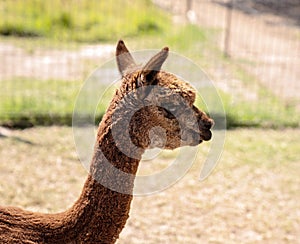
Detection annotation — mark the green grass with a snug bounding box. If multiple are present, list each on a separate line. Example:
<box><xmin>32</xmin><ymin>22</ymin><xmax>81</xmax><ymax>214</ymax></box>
<box><xmin>0</xmin><ymin>0</ymin><xmax>170</xmax><ymax>42</ymax></box>
<box><xmin>0</xmin><ymin>77</ymin><xmax>117</xmax><ymax>127</ymax></box>
<box><xmin>219</xmin><ymin>58</ymin><xmax>300</xmax><ymax>128</ymax></box>
<box><xmin>2</xmin><ymin>76</ymin><xmax>298</xmax><ymax>129</ymax></box>
<box><xmin>126</xmin><ymin>24</ymin><xmax>216</xmax><ymax>58</ymax></box>
<box><xmin>0</xmin><ymin>1</ymin><xmax>299</xmax><ymax>128</ymax></box>
<box><xmin>219</xmin><ymin>90</ymin><xmax>299</xmax><ymax>128</ymax></box>
<box><xmin>193</xmin><ymin>87</ymin><xmax>299</xmax><ymax>129</ymax></box>
<box><xmin>1</xmin><ymin>78</ymin><xmax>80</xmax><ymax>114</ymax></box>
<box><xmin>1</xmin><ymin>23</ymin><xmax>299</xmax><ymax>128</ymax></box>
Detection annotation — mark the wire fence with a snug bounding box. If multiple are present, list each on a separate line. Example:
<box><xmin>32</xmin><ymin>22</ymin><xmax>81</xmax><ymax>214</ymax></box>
<box><xmin>0</xmin><ymin>0</ymin><xmax>299</xmax><ymax>127</ymax></box>
<box><xmin>155</xmin><ymin>0</ymin><xmax>300</xmax><ymax>102</ymax></box>
<box><xmin>153</xmin><ymin>0</ymin><xmax>300</xmax><ymax>128</ymax></box>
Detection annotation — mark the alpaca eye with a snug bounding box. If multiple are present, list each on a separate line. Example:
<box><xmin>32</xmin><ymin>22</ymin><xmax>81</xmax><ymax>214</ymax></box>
<box><xmin>136</xmin><ymin>73</ymin><xmax>146</xmax><ymax>87</ymax></box>
<box><xmin>168</xmin><ymin>106</ymin><xmax>177</xmax><ymax>112</ymax></box>
<box><xmin>162</xmin><ymin>108</ymin><xmax>176</xmax><ymax>119</ymax></box>
<box><xmin>136</xmin><ymin>76</ymin><xmax>143</xmax><ymax>88</ymax></box>
<box><xmin>161</xmin><ymin>103</ymin><xmax>177</xmax><ymax>112</ymax></box>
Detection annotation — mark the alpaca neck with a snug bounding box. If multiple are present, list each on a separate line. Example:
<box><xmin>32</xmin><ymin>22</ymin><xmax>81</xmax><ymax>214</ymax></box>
<box><xmin>65</xmin><ymin>121</ymin><xmax>144</xmax><ymax>243</ymax></box>
<box><xmin>0</xmin><ymin>118</ymin><xmax>144</xmax><ymax>244</ymax></box>
<box><xmin>64</xmin><ymin>97</ymin><xmax>147</xmax><ymax>242</ymax></box>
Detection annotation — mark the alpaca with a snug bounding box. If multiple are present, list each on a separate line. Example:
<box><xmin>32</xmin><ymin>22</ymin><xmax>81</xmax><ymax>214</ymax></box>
<box><xmin>0</xmin><ymin>40</ymin><xmax>213</xmax><ymax>243</ymax></box>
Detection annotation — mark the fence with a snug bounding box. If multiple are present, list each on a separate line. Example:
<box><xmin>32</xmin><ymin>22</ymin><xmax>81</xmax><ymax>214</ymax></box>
<box><xmin>153</xmin><ymin>0</ymin><xmax>300</xmax><ymax>127</ymax></box>
<box><xmin>0</xmin><ymin>0</ymin><xmax>299</xmax><ymax>128</ymax></box>
<box><xmin>154</xmin><ymin>0</ymin><xmax>300</xmax><ymax>102</ymax></box>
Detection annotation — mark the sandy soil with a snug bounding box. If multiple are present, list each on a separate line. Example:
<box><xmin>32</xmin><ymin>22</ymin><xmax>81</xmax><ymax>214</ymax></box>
<box><xmin>0</xmin><ymin>41</ymin><xmax>114</xmax><ymax>81</ymax></box>
<box><xmin>0</xmin><ymin>127</ymin><xmax>299</xmax><ymax>243</ymax></box>
<box><xmin>0</xmin><ymin>2</ymin><xmax>299</xmax><ymax>243</ymax></box>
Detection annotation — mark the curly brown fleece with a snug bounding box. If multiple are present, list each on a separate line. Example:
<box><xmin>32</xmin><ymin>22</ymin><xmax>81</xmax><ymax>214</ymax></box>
<box><xmin>0</xmin><ymin>40</ymin><xmax>213</xmax><ymax>243</ymax></box>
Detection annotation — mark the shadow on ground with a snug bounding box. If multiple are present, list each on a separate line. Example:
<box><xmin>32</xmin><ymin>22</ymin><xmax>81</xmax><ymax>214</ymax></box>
<box><xmin>214</xmin><ymin>0</ymin><xmax>300</xmax><ymax>26</ymax></box>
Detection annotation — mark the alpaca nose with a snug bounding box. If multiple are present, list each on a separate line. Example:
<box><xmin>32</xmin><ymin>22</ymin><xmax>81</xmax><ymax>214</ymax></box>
<box><xmin>192</xmin><ymin>105</ymin><xmax>214</xmax><ymax>130</ymax></box>
<box><xmin>204</xmin><ymin>118</ymin><xmax>214</xmax><ymax>130</ymax></box>
<box><xmin>198</xmin><ymin>114</ymin><xmax>214</xmax><ymax>130</ymax></box>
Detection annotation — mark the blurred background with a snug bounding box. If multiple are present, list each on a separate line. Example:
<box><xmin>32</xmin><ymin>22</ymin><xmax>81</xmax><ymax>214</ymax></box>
<box><xmin>0</xmin><ymin>0</ymin><xmax>299</xmax><ymax>243</ymax></box>
<box><xmin>0</xmin><ymin>0</ymin><xmax>299</xmax><ymax>128</ymax></box>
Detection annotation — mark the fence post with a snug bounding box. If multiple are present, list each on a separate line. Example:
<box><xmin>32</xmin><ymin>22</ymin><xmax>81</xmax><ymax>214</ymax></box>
<box><xmin>224</xmin><ymin>0</ymin><xmax>233</xmax><ymax>57</ymax></box>
<box><xmin>186</xmin><ymin>0</ymin><xmax>192</xmax><ymax>17</ymax></box>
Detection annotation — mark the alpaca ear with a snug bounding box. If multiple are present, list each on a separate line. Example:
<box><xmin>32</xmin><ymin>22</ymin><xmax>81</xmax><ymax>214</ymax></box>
<box><xmin>139</xmin><ymin>47</ymin><xmax>169</xmax><ymax>86</ymax></box>
<box><xmin>116</xmin><ymin>40</ymin><xmax>137</xmax><ymax>76</ymax></box>
<box><xmin>136</xmin><ymin>47</ymin><xmax>168</xmax><ymax>100</ymax></box>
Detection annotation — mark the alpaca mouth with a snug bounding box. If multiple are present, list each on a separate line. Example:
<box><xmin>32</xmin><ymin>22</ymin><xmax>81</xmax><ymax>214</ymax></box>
<box><xmin>200</xmin><ymin>129</ymin><xmax>212</xmax><ymax>141</ymax></box>
<box><xmin>182</xmin><ymin>128</ymin><xmax>212</xmax><ymax>146</ymax></box>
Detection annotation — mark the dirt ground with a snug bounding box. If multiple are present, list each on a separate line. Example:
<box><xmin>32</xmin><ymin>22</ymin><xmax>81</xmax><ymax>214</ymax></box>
<box><xmin>0</xmin><ymin>41</ymin><xmax>115</xmax><ymax>81</ymax></box>
<box><xmin>0</xmin><ymin>127</ymin><xmax>299</xmax><ymax>243</ymax></box>
<box><xmin>0</xmin><ymin>2</ymin><xmax>299</xmax><ymax>243</ymax></box>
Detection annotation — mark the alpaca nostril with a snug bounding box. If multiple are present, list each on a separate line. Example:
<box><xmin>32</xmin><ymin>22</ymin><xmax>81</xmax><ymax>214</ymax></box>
<box><xmin>201</xmin><ymin>119</ymin><xmax>213</xmax><ymax>130</ymax></box>
<box><xmin>205</xmin><ymin>119</ymin><xmax>214</xmax><ymax>130</ymax></box>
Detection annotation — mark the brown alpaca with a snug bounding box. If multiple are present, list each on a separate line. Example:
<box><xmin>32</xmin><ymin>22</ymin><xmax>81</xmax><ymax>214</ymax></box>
<box><xmin>0</xmin><ymin>40</ymin><xmax>213</xmax><ymax>243</ymax></box>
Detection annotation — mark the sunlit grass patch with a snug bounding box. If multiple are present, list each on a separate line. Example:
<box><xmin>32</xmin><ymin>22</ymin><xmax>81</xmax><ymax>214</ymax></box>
<box><xmin>0</xmin><ymin>77</ymin><xmax>116</xmax><ymax>126</ymax></box>
<box><xmin>0</xmin><ymin>0</ymin><xmax>170</xmax><ymax>42</ymax></box>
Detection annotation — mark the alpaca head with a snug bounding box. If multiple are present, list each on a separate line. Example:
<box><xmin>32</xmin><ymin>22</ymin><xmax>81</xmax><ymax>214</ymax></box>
<box><xmin>111</xmin><ymin>40</ymin><xmax>213</xmax><ymax>151</ymax></box>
